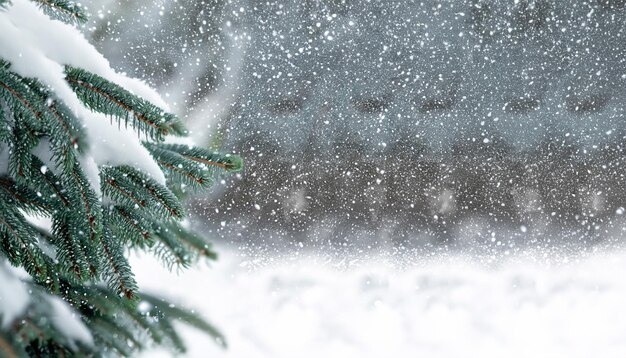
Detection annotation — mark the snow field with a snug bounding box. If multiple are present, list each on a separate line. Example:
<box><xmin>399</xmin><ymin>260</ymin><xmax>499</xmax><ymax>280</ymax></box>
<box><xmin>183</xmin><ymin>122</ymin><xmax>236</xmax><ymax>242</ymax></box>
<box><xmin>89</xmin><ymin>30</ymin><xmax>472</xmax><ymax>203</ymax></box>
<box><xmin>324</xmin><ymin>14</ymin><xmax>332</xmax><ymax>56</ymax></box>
<box><xmin>134</xmin><ymin>246</ymin><xmax>626</xmax><ymax>358</ymax></box>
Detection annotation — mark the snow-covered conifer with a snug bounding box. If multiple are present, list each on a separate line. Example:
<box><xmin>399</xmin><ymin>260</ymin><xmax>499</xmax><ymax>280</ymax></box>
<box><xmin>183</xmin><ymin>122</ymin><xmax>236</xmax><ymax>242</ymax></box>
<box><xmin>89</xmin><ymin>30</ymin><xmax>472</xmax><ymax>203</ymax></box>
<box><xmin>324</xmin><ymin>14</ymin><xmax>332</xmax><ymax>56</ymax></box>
<box><xmin>0</xmin><ymin>0</ymin><xmax>241</xmax><ymax>355</ymax></box>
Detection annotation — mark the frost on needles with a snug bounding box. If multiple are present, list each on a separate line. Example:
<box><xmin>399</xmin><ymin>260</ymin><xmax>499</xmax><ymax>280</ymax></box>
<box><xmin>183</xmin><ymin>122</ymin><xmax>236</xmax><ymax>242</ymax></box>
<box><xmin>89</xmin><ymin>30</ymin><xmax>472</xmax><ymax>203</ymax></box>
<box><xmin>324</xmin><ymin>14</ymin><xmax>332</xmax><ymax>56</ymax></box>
<box><xmin>0</xmin><ymin>0</ymin><xmax>242</xmax><ymax>356</ymax></box>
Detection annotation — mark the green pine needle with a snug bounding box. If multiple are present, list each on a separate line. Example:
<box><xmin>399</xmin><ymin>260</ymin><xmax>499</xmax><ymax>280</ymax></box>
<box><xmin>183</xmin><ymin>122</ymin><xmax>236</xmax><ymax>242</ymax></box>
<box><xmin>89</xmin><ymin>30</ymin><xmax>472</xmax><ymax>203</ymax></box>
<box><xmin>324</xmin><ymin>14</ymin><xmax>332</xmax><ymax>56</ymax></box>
<box><xmin>51</xmin><ymin>215</ymin><xmax>92</xmax><ymax>281</ymax></box>
<box><xmin>106</xmin><ymin>206</ymin><xmax>153</xmax><ymax>247</ymax></box>
<box><xmin>0</xmin><ymin>67</ymin><xmax>47</xmax><ymax>132</ymax></box>
<box><xmin>0</xmin><ymin>202</ymin><xmax>51</xmax><ymax>283</ymax></box>
<box><xmin>100</xmin><ymin>226</ymin><xmax>139</xmax><ymax>300</ymax></box>
<box><xmin>101</xmin><ymin>165</ymin><xmax>185</xmax><ymax>220</ymax></box>
<box><xmin>141</xmin><ymin>293</ymin><xmax>227</xmax><ymax>349</ymax></box>
<box><xmin>31</xmin><ymin>0</ymin><xmax>88</xmax><ymax>25</ymax></box>
<box><xmin>144</xmin><ymin>142</ymin><xmax>243</xmax><ymax>190</ymax></box>
<box><xmin>0</xmin><ymin>176</ymin><xmax>54</xmax><ymax>215</ymax></box>
<box><xmin>65</xmin><ymin>66</ymin><xmax>176</xmax><ymax>141</ymax></box>
<box><xmin>165</xmin><ymin>221</ymin><xmax>218</xmax><ymax>260</ymax></box>
<box><xmin>151</xmin><ymin>223</ymin><xmax>193</xmax><ymax>270</ymax></box>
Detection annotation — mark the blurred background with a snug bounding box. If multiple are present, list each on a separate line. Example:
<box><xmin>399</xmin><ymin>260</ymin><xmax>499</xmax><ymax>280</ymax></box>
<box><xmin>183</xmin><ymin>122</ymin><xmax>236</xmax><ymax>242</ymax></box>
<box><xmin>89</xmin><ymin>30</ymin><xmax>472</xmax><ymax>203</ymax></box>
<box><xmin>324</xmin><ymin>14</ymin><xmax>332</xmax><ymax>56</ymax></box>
<box><xmin>83</xmin><ymin>1</ymin><xmax>626</xmax><ymax>356</ymax></box>
<box><xmin>86</xmin><ymin>0</ymin><xmax>626</xmax><ymax>252</ymax></box>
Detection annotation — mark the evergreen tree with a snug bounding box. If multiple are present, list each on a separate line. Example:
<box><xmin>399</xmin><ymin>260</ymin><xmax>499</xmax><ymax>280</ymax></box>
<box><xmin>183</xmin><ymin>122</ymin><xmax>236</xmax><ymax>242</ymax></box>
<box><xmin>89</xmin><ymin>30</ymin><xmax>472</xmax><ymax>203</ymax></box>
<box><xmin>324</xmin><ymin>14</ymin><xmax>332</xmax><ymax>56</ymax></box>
<box><xmin>0</xmin><ymin>0</ymin><xmax>241</xmax><ymax>356</ymax></box>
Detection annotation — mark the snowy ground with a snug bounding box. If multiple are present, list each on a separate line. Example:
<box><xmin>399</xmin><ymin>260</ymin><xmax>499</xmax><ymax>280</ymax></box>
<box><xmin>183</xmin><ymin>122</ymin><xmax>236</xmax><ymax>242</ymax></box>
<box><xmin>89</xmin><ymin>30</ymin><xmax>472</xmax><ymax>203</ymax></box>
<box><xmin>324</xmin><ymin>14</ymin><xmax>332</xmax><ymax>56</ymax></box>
<box><xmin>133</xmin><ymin>245</ymin><xmax>626</xmax><ymax>358</ymax></box>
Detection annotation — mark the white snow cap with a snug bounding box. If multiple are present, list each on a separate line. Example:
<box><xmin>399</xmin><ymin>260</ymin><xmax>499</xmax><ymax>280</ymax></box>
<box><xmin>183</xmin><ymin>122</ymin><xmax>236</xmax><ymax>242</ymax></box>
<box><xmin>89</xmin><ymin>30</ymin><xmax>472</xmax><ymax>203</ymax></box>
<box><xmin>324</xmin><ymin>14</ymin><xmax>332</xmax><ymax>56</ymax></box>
<box><xmin>0</xmin><ymin>0</ymin><xmax>169</xmax><ymax>186</ymax></box>
<box><xmin>49</xmin><ymin>296</ymin><xmax>94</xmax><ymax>348</ymax></box>
<box><xmin>0</xmin><ymin>262</ymin><xmax>29</xmax><ymax>328</ymax></box>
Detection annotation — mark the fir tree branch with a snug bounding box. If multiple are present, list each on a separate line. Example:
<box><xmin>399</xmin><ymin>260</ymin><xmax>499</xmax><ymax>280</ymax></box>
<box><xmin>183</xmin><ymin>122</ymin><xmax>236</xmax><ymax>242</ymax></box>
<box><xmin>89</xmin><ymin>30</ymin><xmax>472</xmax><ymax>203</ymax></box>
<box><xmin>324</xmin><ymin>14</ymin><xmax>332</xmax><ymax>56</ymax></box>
<box><xmin>141</xmin><ymin>293</ymin><xmax>227</xmax><ymax>349</ymax></box>
<box><xmin>90</xmin><ymin>320</ymin><xmax>136</xmax><ymax>356</ymax></box>
<box><xmin>144</xmin><ymin>142</ymin><xmax>242</xmax><ymax>190</ymax></box>
<box><xmin>0</xmin><ymin>106</ymin><xmax>9</xmax><ymax>141</ymax></box>
<box><xmin>0</xmin><ymin>7</ymin><xmax>240</xmax><ymax>353</ymax></box>
<box><xmin>21</xmin><ymin>78</ymin><xmax>86</xmax><ymax>174</ymax></box>
<box><xmin>0</xmin><ymin>65</ymin><xmax>84</xmax><ymax>176</ymax></box>
<box><xmin>151</xmin><ymin>225</ymin><xmax>193</xmax><ymax>269</ymax></box>
<box><xmin>29</xmin><ymin>227</ymin><xmax>61</xmax><ymax>293</ymax></box>
<box><xmin>99</xmin><ymin>227</ymin><xmax>138</xmax><ymax>300</ymax></box>
<box><xmin>106</xmin><ymin>178</ymin><xmax>147</xmax><ymax>208</ymax></box>
<box><xmin>157</xmin><ymin>159</ymin><xmax>208</xmax><ymax>186</ymax></box>
<box><xmin>154</xmin><ymin>318</ymin><xmax>186</xmax><ymax>353</ymax></box>
<box><xmin>65</xmin><ymin>66</ymin><xmax>176</xmax><ymax>140</ymax></box>
<box><xmin>0</xmin><ymin>67</ymin><xmax>46</xmax><ymax>131</ymax></box>
<box><xmin>14</xmin><ymin>318</ymin><xmax>47</xmax><ymax>348</ymax></box>
<box><xmin>165</xmin><ymin>221</ymin><xmax>218</xmax><ymax>260</ymax></box>
<box><xmin>31</xmin><ymin>0</ymin><xmax>88</xmax><ymax>25</ymax></box>
<box><xmin>54</xmin><ymin>164</ymin><xmax>103</xmax><ymax>280</ymax></box>
<box><xmin>0</xmin><ymin>176</ymin><xmax>53</xmax><ymax>215</ymax></box>
<box><xmin>0</xmin><ymin>202</ymin><xmax>52</xmax><ymax>282</ymax></box>
<box><xmin>47</xmin><ymin>101</ymin><xmax>81</xmax><ymax>148</ymax></box>
<box><xmin>92</xmin><ymin>315</ymin><xmax>144</xmax><ymax>353</ymax></box>
<box><xmin>0</xmin><ymin>65</ymin><xmax>85</xmax><ymax>179</ymax></box>
<box><xmin>146</xmin><ymin>142</ymin><xmax>243</xmax><ymax>171</ymax></box>
<box><xmin>164</xmin><ymin>117</ymin><xmax>189</xmax><ymax>137</ymax></box>
<box><xmin>11</xmin><ymin>287</ymin><xmax>97</xmax><ymax>355</ymax></box>
<box><xmin>52</xmin><ymin>219</ymin><xmax>89</xmax><ymax>281</ymax></box>
<box><xmin>0</xmin><ymin>334</ymin><xmax>19</xmax><ymax>358</ymax></box>
<box><xmin>23</xmin><ymin>155</ymin><xmax>70</xmax><ymax>208</ymax></box>
<box><xmin>106</xmin><ymin>206</ymin><xmax>152</xmax><ymax>246</ymax></box>
<box><xmin>101</xmin><ymin>165</ymin><xmax>184</xmax><ymax>219</ymax></box>
<box><xmin>8</xmin><ymin>124</ymin><xmax>39</xmax><ymax>179</ymax></box>
<box><xmin>61</xmin><ymin>162</ymin><xmax>102</xmax><ymax>246</ymax></box>
<box><xmin>66</xmin><ymin>286</ymin><xmax>174</xmax><ymax>354</ymax></box>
